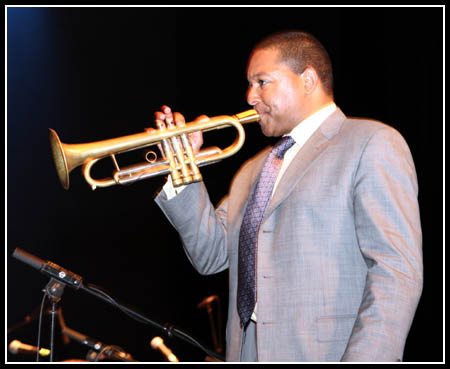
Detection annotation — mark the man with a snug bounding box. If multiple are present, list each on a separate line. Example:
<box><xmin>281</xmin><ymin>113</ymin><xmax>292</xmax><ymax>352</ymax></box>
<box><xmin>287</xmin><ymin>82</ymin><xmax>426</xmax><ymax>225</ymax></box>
<box><xmin>154</xmin><ymin>31</ymin><xmax>423</xmax><ymax>362</ymax></box>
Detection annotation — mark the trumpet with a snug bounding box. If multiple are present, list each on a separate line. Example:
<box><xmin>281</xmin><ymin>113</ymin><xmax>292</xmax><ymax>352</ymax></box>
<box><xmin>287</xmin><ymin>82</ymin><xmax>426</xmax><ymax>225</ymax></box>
<box><xmin>49</xmin><ymin>110</ymin><xmax>260</xmax><ymax>190</ymax></box>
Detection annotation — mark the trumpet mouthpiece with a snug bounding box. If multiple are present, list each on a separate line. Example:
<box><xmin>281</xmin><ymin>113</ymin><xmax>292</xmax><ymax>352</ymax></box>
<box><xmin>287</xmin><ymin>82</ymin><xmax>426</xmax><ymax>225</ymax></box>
<box><xmin>235</xmin><ymin>109</ymin><xmax>260</xmax><ymax>124</ymax></box>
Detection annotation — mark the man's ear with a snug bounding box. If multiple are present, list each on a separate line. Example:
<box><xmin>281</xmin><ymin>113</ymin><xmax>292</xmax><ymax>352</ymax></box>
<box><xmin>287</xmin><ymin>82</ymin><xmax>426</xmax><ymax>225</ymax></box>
<box><xmin>301</xmin><ymin>67</ymin><xmax>319</xmax><ymax>94</ymax></box>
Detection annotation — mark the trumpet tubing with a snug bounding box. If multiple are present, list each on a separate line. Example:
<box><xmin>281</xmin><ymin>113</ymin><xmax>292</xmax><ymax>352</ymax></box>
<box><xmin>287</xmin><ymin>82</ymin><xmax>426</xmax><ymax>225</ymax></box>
<box><xmin>49</xmin><ymin>109</ymin><xmax>260</xmax><ymax>190</ymax></box>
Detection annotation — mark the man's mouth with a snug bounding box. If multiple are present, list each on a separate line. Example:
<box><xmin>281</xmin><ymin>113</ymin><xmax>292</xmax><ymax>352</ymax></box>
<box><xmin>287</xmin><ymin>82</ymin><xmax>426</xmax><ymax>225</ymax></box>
<box><xmin>257</xmin><ymin>110</ymin><xmax>270</xmax><ymax>121</ymax></box>
<box><xmin>255</xmin><ymin>108</ymin><xmax>268</xmax><ymax>119</ymax></box>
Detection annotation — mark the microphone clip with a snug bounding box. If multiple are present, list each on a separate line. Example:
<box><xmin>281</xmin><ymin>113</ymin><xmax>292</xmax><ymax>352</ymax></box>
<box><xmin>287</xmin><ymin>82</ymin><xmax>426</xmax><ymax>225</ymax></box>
<box><xmin>44</xmin><ymin>278</ymin><xmax>66</xmax><ymax>302</ymax></box>
<box><xmin>42</xmin><ymin>262</ymin><xmax>83</xmax><ymax>289</ymax></box>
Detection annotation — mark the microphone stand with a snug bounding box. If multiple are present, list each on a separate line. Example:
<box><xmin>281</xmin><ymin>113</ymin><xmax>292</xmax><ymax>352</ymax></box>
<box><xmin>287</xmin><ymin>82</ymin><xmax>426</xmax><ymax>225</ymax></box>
<box><xmin>54</xmin><ymin>294</ymin><xmax>137</xmax><ymax>362</ymax></box>
<box><xmin>11</xmin><ymin>248</ymin><xmax>224</xmax><ymax>362</ymax></box>
<box><xmin>43</xmin><ymin>278</ymin><xmax>65</xmax><ymax>362</ymax></box>
<box><xmin>79</xmin><ymin>283</ymin><xmax>223</xmax><ymax>361</ymax></box>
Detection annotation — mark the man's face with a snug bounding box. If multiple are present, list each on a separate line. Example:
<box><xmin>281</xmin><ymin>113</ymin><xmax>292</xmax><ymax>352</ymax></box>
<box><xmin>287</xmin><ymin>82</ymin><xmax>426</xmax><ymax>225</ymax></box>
<box><xmin>247</xmin><ymin>48</ymin><xmax>306</xmax><ymax>137</ymax></box>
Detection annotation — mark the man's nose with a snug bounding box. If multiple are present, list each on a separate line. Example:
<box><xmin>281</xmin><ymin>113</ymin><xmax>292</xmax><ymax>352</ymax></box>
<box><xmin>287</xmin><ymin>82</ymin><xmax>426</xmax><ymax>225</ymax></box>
<box><xmin>246</xmin><ymin>86</ymin><xmax>260</xmax><ymax>107</ymax></box>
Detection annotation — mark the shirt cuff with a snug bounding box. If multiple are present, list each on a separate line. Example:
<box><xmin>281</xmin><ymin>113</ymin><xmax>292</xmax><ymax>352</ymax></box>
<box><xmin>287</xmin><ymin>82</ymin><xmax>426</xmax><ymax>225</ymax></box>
<box><xmin>163</xmin><ymin>175</ymin><xmax>187</xmax><ymax>199</ymax></box>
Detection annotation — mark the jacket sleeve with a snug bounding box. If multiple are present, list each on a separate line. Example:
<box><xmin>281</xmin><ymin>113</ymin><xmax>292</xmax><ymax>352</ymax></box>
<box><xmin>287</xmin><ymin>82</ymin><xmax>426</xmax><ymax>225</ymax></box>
<box><xmin>154</xmin><ymin>181</ymin><xmax>230</xmax><ymax>275</ymax></box>
<box><xmin>341</xmin><ymin>126</ymin><xmax>423</xmax><ymax>362</ymax></box>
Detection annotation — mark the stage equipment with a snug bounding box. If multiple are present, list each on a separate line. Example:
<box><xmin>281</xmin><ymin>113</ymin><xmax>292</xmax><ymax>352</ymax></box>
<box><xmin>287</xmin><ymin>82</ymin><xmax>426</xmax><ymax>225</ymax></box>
<box><xmin>11</xmin><ymin>248</ymin><xmax>224</xmax><ymax>362</ymax></box>
<box><xmin>49</xmin><ymin>109</ymin><xmax>260</xmax><ymax>190</ymax></box>
<box><xmin>8</xmin><ymin>340</ymin><xmax>50</xmax><ymax>357</ymax></box>
<box><xmin>58</xmin><ymin>310</ymin><xmax>137</xmax><ymax>362</ymax></box>
<box><xmin>198</xmin><ymin>295</ymin><xmax>223</xmax><ymax>355</ymax></box>
<box><xmin>150</xmin><ymin>336</ymin><xmax>179</xmax><ymax>362</ymax></box>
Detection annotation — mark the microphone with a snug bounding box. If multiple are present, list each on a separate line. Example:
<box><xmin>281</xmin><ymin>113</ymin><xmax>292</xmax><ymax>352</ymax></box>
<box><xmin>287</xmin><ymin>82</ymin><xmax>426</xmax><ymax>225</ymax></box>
<box><xmin>8</xmin><ymin>340</ymin><xmax>50</xmax><ymax>357</ymax></box>
<box><xmin>62</xmin><ymin>326</ymin><xmax>104</xmax><ymax>351</ymax></box>
<box><xmin>197</xmin><ymin>295</ymin><xmax>218</xmax><ymax>309</ymax></box>
<box><xmin>12</xmin><ymin>248</ymin><xmax>83</xmax><ymax>289</ymax></box>
<box><xmin>150</xmin><ymin>336</ymin><xmax>179</xmax><ymax>362</ymax></box>
<box><xmin>62</xmin><ymin>327</ymin><xmax>136</xmax><ymax>362</ymax></box>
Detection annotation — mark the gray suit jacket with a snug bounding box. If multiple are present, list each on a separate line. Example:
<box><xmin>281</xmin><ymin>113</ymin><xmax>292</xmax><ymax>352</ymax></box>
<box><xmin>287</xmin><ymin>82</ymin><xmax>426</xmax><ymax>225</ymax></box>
<box><xmin>155</xmin><ymin>108</ymin><xmax>423</xmax><ymax>362</ymax></box>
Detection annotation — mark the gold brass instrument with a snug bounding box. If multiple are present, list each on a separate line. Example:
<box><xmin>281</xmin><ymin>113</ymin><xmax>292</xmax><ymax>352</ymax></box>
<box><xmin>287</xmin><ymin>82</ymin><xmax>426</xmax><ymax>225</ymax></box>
<box><xmin>49</xmin><ymin>110</ymin><xmax>260</xmax><ymax>190</ymax></box>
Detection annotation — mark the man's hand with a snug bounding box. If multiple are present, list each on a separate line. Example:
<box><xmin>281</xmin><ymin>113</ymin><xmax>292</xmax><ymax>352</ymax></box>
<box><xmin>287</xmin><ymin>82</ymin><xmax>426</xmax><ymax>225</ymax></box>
<box><xmin>153</xmin><ymin>105</ymin><xmax>207</xmax><ymax>154</ymax></box>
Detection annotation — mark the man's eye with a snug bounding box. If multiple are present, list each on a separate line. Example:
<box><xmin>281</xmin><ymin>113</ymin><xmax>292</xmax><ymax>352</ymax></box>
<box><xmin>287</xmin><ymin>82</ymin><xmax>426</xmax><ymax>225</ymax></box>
<box><xmin>247</xmin><ymin>79</ymin><xmax>269</xmax><ymax>89</ymax></box>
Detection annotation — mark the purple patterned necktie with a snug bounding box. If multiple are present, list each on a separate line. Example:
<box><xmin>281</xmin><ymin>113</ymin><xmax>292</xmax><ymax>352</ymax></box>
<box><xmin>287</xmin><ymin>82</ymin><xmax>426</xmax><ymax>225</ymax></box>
<box><xmin>237</xmin><ymin>135</ymin><xmax>295</xmax><ymax>328</ymax></box>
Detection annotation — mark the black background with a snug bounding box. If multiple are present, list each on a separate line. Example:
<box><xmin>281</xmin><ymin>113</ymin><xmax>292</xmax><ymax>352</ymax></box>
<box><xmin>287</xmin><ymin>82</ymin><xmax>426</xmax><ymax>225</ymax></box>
<box><xmin>6</xmin><ymin>6</ymin><xmax>443</xmax><ymax>363</ymax></box>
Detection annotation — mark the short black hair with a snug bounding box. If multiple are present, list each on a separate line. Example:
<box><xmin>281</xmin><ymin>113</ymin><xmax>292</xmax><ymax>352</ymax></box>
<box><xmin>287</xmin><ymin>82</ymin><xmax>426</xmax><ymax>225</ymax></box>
<box><xmin>252</xmin><ymin>30</ymin><xmax>334</xmax><ymax>96</ymax></box>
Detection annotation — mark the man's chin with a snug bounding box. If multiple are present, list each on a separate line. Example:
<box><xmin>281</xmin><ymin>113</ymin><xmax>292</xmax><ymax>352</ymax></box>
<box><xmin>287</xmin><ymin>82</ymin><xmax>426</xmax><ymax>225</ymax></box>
<box><xmin>260</xmin><ymin>125</ymin><xmax>271</xmax><ymax>137</ymax></box>
<box><xmin>260</xmin><ymin>122</ymin><xmax>277</xmax><ymax>137</ymax></box>
<box><xmin>261</xmin><ymin>130</ymin><xmax>276</xmax><ymax>137</ymax></box>
<box><xmin>259</xmin><ymin>118</ymin><xmax>274</xmax><ymax>137</ymax></box>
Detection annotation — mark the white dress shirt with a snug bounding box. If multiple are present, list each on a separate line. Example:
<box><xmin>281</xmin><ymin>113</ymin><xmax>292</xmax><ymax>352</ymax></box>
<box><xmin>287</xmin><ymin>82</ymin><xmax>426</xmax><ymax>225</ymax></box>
<box><xmin>272</xmin><ymin>102</ymin><xmax>337</xmax><ymax>194</ymax></box>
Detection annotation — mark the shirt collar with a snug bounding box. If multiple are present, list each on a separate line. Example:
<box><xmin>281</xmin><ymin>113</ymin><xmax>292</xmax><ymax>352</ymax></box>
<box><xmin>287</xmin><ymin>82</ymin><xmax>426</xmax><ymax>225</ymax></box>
<box><xmin>288</xmin><ymin>102</ymin><xmax>337</xmax><ymax>146</ymax></box>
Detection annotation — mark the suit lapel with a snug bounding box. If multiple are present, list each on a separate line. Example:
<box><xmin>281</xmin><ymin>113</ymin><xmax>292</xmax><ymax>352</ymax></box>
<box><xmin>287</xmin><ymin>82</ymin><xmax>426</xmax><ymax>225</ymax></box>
<box><xmin>263</xmin><ymin>108</ymin><xmax>347</xmax><ymax>222</ymax></box>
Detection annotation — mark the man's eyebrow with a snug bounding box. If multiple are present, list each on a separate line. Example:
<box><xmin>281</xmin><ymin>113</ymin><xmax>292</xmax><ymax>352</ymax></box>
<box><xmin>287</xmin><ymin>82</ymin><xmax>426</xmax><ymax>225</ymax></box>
<box><xmin>247</xmin><ymin>72</ymin><xmax>270</xmax><ymax>81</ymax></box>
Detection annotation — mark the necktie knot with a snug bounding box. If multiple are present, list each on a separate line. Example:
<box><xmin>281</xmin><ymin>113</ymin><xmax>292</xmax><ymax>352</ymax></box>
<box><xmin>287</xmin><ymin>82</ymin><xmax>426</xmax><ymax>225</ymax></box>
<box><xmin>272</xmin><ymin>136</ymin><xmax>295</xmax><ymax>159</ymax></box>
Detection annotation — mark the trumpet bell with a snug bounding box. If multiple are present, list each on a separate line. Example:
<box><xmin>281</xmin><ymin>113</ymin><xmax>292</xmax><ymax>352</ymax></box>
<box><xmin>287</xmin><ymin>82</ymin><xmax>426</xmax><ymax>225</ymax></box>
<box><xmin>49</xmin><ymin>128</ymin><xmax>70</xmax><ymax>190</ymax></box>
